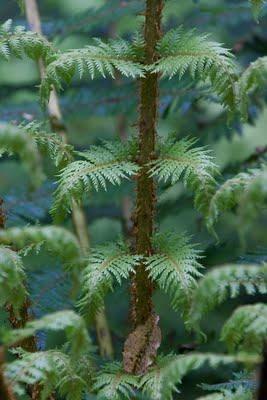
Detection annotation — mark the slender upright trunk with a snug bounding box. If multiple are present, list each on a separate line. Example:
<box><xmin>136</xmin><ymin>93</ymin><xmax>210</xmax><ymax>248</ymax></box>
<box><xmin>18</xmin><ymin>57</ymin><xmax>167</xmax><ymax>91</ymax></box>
<box><xmin>24</xmin><ymin>0</ymin><xmax>114</xmax><ymax>359</ymax></box>
<box><xmin>123</xmin><ymin>0</ymin><xmax>163</xmax><ymax>375</ymax></box>
<box><xmin>0</xmin><ymin>348</ymin><xmax>16</xmax><ymax>400</ymax></box>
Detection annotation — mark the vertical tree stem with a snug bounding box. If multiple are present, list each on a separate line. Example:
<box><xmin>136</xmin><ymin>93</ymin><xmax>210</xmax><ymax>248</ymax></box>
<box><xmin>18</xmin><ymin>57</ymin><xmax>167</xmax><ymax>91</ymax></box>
<box><xmin>123</xmin><ymin>0</ymin><xmax>163</xmax><ymax>375</ymax></box>
<box><xmin>24</xmin><ymin>0</ymin><xmax>114</xmax><ymax>359</ymax></box>
<box><xmin>132</xmin><ymin>0</ymin><xmax>163</xmax><ymax>326</ymax></box>
<box><xmin>0</xmin><ymin>348</ymin><xmax>16</xmax><ymax>400</ymax></box>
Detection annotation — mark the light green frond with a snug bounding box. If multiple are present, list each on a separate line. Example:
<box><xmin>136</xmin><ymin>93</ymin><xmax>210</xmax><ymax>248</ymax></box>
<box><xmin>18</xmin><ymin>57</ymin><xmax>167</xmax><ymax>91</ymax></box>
<box><xmin>239</xmin><ymin>56</ymin><xmax>267</xmax><ymax>120</ymax></box>
<box><xmin>94</xmin><ymin>362</ymin><xmax>139</xmax><ymax>400</ymax></box>
<box><xmin>0</xmin><ymin>19</ymin><xmax>53</xmax><ymax>61</ymax></box>
<box><xmin>206</xmin><ymin>168</ymin><xmax>263</xmax><ymax>231</ymax></box>
<box><xmin>189</xmin><ymin>263</ymin><xmax>267</xmax><ymax>330</ymax></box>
<box><xmin>40</xmin><ymin>38</ymin><xmax>144</xmax><ymax>105</ymax></box>
<box><xmin>0</xmin><ymin>122</ymin><xmax>45</xmax><ymax>188</ymax></box>
<box><xmin>0</xmin><ymin>246</ymin><xmax>27</xmax><ymax>314</ymax></box>
<box><xmin>51</xmin><ymin>140</ymin><xmax>139</xmax><ymax>221</ymax></box>
<box><xmin>221</xmin><ymin>303</ymin><xmax>267</xmax><ymax>353</ymax></box>
<box><xmin>78</xmin><ymin>242</ymin><xmax>141</xmax><ymax>322</ymax></box>
<box><xmin>0</xmin><ymin>226</ymin><xmax>81</xmax><ymax>267</ymax></box>
<box><xmin>140</xmin><ymin>353</ymin><xmax>258</xmax><ymax>400</ymax></box>
<box><xmin>5</xmin><ymin>349</ymin><xmax>92</xmax><ymax>400</ymax></box>
<box><xmin>153</xmin><ymin>27</ymin><xmax>237</xmax><ymax>112</ymax></box>
<box><xmin>3</xmin><ymin>310</ymin><xmax>91</xmax><ymax>357</ymax></box>
<box><xmin>195</xmin><ymin>395</ymin><xmax>224</xmax><ymax>400</ymax></box>
<box><xmin>196</xmin><ymin>390</ymin><xmax>253</xmax><ymax>400</ymax></box>
<box><xmin>145</xmin><ymin>232</ymin><xmax>203</xmax><ymax>315</ymax></box>
<box><xmin>250</xmin><ymin>0</ymin><xmax>266</xmax><ymax>21</ymax></box>
<box><xmin>22</xmin><ymin>121</ymin><xmax>74</xmax><ymax>168</ymax></box>
<box><xmin>149</xmin><ymin>137</ymin><xmax>218</xmax><ymax>214</ymax></box>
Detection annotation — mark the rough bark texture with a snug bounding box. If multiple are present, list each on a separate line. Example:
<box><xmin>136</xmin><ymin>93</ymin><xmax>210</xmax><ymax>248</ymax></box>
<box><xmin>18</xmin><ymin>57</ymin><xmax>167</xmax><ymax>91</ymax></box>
<box><xmin>123</xmin><ymin>0</ymin><xmax>163</xmax><ymax>375</ymax></box>
<box><xmin>24</xmin><ymin>0</ymin><xmax>114</xmax><ymax>359</ymax></box>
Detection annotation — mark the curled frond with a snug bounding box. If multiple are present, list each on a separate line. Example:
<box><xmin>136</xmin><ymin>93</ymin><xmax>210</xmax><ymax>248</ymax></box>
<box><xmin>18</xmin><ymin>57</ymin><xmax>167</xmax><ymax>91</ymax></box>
<box><xmin>40</xmin><ymin>38</ymin><xmax>144</xmax><ymax>105</ymax></box>
<box><xmin>140</xmin><ymin>352</ymin><xmax>258</xmax><ymax>400</ymax></box>
<box><xmin>206</xmin><ymin>168</ymin><xmax>264</xmax><ymax>231</ymax></box>
<box><xmin>239</xmin><ymin>56</ymin><xmax>267</xmax><ymax>119</ymax></box>
<box><xmin>149</xmin><ymin>137</ymin><xmax>218</xmax><ymax>214</ymax></box>
<box><xmin>189</xmin><ymin>263</ymin><xmax>267</xmax><ymax>330</ymax></box>
<box><xmin>0</xmin><ymin>122</ymin><xmax>45</xmax><ymax>187</ymax></box>
<box><xmin>221</xmin><ymin>303</ymin><xmax>267</xmax><ymax>353</ymax></box>
<box><xmin>93</xmin><ymin>362</ymin><xmax>139</xmax><ymax>400</ymax></box>
<box><xmin>0</xmin><ymin>19</ymin><xmax>53</xmax><ymax>62</ymax></box>
<box><xmin>51</xmin><ymin>140</ymin><xmax>139</xmax><ymax>221</ymax></box>
<box><xmin>5</xmin><ymin>349</ymin><xmax>92</xmax><ymax>400</ymax></box>
<box><xmin>3</xmin><ymin>310</ymin><xmax>91</xmax><ymax>357</ymax></box>
<box><xmin>77</xmin><ymin>242</ymin><xmax>141</xmax><ymax>322</ymax></box>
<box><xmin>0</xmin><ymin>226</ymin><xmax>81</xmax><ymax>266</ymax></box>
<box><xmin>145</xmin><ymin>232</ymin><xmax>203</xmax><ymax>315</ymax></box>
<box><xmin>153</xmin><ymin>27</ymin><xmax>237</xmax><ymax>112</ymax></box>
<box><xmin>0</xmin><ymin>246</ymin><xmax>27</xmax><ymax>314</ymax></box>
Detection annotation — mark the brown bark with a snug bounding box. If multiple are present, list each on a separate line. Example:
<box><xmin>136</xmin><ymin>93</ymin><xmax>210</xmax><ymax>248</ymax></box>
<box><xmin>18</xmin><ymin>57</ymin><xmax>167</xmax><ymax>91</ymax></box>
<box><xmin>123</xmin><ymin>0</ymin><xmax>163</xmax><ymax>375</ymax></box>
<box><xmin>24</xmin><ymin>0</ymin><xmax>114</xmax><ymax>359</ymax></box>
<box><xmin>0</xmin><ymin>348</ymin><xmax>16</xmax><ymax>400</ymax></box>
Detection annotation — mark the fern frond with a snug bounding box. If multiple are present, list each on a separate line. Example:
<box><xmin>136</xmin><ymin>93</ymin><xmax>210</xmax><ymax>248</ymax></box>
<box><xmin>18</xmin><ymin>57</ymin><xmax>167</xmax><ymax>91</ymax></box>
<box><xmin>3</xmin><ymin>310</ymin><xmax>92</xmax><ymax>357</ymax></box>
<box><xmin>196</xmin><ymin>390</ymin><xmax>253</xmax><ymax>400</ymax></box>
<box><xmin>145</xmin><ymin>232</ymin><xmax>203</xmax><ymax>315</ymax></box>
<box><xmin>0</xmin><ymin>19</ymin><xmax>52</xmax><ymax>61</ymax></box>
<box><xmin>149</xmin><ymin>137</ymin><xmax>218</xmax><ymax>214</ymax></box>
<box><xmin>250</xmin><ymin>0</ymin><xmax>266</xmax><ymax>21</ymax></box>
<box><xmin>140</xmin><ymin>353</ymin><xmax>258</xmax><ymax>400</ymax></box>
<box><xmin>5</xmin><ymin>349</ymin><xmax>92</xmax><ymax>400</ymax></box>
<box><xmin>0</xmin><ymin>122</ymin><xmax>45</xmax><ymax>187</ymax></box>
<box><xmin>40</xmin><ymin>38</ymin><xmax>144</xmax><ymax>105</ymax></box>
<box><xmin>189</xmin><ymin>263</ymin><xmax>267</xmax><ymax>330</ymax></box>
<box><xmin>239</xmin><ymin>56</ymin><xmax>267</xmax><ymax>120</ymax></box>
<box><xmin>77</xmin><ymin>242</ymin><xmax>141</xmax><ymax>322</ymax></box>
<box><xmin>0</xmin><ymin>246</ymin><xmax>27</xmax><ymax>314</ymax></box>
<box><xmin>221</xmin><ymin>303</ymin><xmax>267</xmax><ymax>353</ymax></box>
<box><xmin>206</xmin><ymin>168</ymin><xmax>264</xmax><ymax>231</ymax></box>
<box><xmin>0</xmin><ymin>226</ymin><xmax>81</xmax><ymax>267</ymax></box>
<box><xmin>153</xmin><ymin>27</ymin><xmax>237</xmax><ymax>112</ymax></box>
<box><xmin>51</xmin><ymin>140</ymin><xmax>139</xmax><ymax>220</ymax></box>
<box><xmin>93</xmin><ymin>362</ymin><xmax>139</xmax><ymax>400</ymax></box>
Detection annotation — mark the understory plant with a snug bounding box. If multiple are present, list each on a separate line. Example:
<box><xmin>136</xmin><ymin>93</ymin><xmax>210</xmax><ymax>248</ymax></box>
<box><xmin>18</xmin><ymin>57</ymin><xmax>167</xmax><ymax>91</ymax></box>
<box><xmin>0</xmin><ymin>0</ymin><xmax>267</xmax><ymax>399</ymax></box>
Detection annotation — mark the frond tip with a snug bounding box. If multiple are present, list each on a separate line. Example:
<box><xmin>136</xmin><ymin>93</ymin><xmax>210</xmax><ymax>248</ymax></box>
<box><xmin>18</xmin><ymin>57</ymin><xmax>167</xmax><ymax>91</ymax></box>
<box><xmin>150</xmin><ymin>137</ymin><xmax>218</xmax><ymax>214</ymax></box>
<box><xmin>145</xmin><ymin>232</ymin><xmax>203</xmax><ymax>315</ymax></box>
<box><xmin>153</xmin><ymin>27</ymin><xmax>237</xmax><ymax>112</ymax></box>
<box><xmin>78</xmin><ymin>242</ymin><xmax>141</xmax><ymax>322</ymax></box>
<box><xmin>221</xmin><ymin>303</ymin><xmax>267</xmax><ymax>353</ymax></box>
<box><xmin>51</xmin><ymin>140</ymin><xmax>139</xmax><ymax>221</ymax></box>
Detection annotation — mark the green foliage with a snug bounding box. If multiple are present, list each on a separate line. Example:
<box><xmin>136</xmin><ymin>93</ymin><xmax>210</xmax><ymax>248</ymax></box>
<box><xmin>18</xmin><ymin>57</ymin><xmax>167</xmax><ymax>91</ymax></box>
<box><xmin>40</xmin><ymin>38</ymin><xmax>144</xmax><ymax>105</ymax></box>
<box><xmin>0</xmin><ymin>122</ymin><xmax>45</xmax><ymax>187</ymax></box>
<box><xmin>149</xmin><ymin>137</ymin><xmax>218</xmax><ymax>214</ymax></box>
<box><xmin>153</xmin><ymin>27</ymin><xmax>237</xmax><ymax>112</ymax></box>
<box><xmin>145</xmin><ymin>232</ymin><xmax>203</xmax><ymax>315</ymax></box>
<box><xmin>5</xmin><ymin>349</ymin><xmax>92</xmax><ymax>399</ymax></box>
<box><xmin>3</xmin><ymin>310</ymin><xmax>92</xmax><ymax>358</ymax></box>
<box><xmin>52</xmin><ymin>140</ymin><xmax>139</xmax><ymax>220</ymax></box>
<box><xmin>196</xmin><ymin>389</ymin><xmax>253</xmax><ymax>400</ymax></box>
<box><xmin>94</xmin><ymin>362</ymin><xmax>139</xmax><ymax>400</ymax></box>
<box><xmin>78</xmin><ymin>242</ymin><xmax>141</xmax><ymax>322</ymax></box>
<box><xmin>250</xmin><ymin>0</ymin><xmax>266</xmax><ymax>21</ymax></box>
<box><xmin>206</xmin><ymin>168</ymin><xmax>266</xmax><ymax>232</ymax></box>
<box><xmin>221</xmin><ymin>303</ymin><xmax>267</xmax><ymax>353</ymax></box>
<box><xmin>239</xmin><ymin>56</ymin><xmax>267</xmax><ymax>119</ymax></box>
<box><xmin>0</xmin><ymin>225</ymin><xmax>81</xmax><ymax>266</ymax></box>
<box><xmin>0</xmin><ymin>246</ymin><xmax>27</xmax><ymax>314</ymax></box>
<box><xmin>0</xmin><ymin>19</ymin><xmax>52</xmax><ymax>61</ymax></box>
<box><xmin>189</xmin><ymin>263</ymin><xmax>267</xmax><ymax>330</ymax></box>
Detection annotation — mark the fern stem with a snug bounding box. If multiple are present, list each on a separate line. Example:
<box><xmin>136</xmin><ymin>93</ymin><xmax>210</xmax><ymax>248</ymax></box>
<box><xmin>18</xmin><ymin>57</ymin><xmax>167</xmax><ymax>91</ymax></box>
<box><xmin>123</xmin><ymin>0</ymin><xmax>163</xmax><ymax>375</ymax></box>
<box><xmin>24</xmin><ymin>0</ymin><xmax>114</xmax><ymax>359</ymax></box>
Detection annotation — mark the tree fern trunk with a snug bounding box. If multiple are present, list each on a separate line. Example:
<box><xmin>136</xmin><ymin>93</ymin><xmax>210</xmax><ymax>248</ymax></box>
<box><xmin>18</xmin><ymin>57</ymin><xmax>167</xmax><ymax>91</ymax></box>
<box><xmin>24</xmin><ymin>0</ymin><xmax>114</xmax><ymax>359</ymax></box>
<box><xmin>123</xmin><ymin>0</ymin><xmax>163</xmax><ymax>375</ymax></box>
<box><xmin>0</xmin><ymin>348</ymin><xmax>16</xmax><ymax>400</ymax></box>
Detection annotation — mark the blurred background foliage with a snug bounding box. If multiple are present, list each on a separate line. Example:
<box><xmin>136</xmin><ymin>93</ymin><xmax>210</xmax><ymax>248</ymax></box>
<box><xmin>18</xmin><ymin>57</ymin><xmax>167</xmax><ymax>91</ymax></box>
<box><xmin>0</xmin><ymin>0</ymin><xmax>267</xmax><ymax>398</ymax></box>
